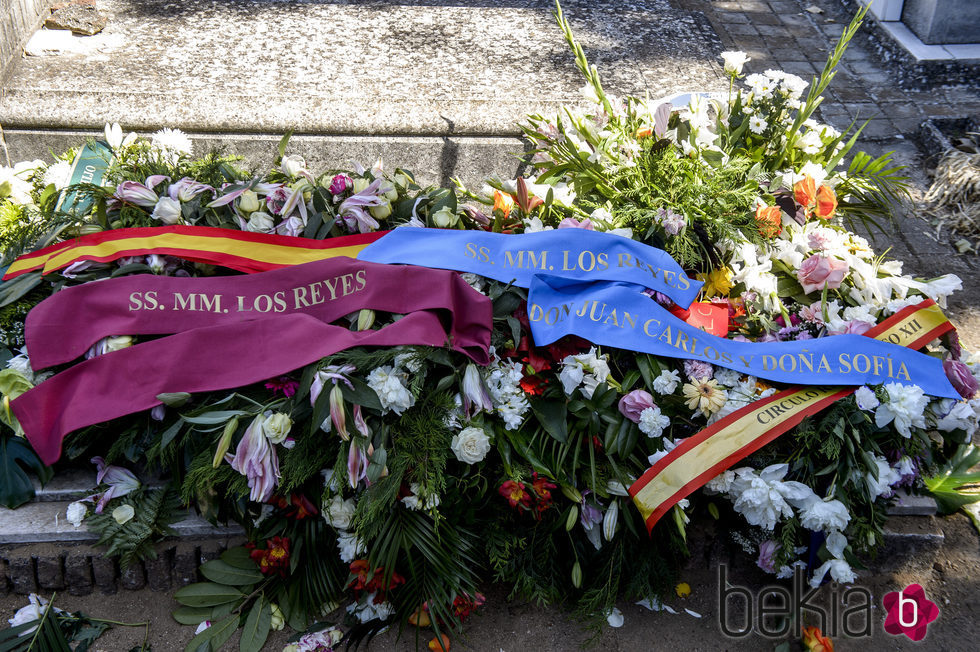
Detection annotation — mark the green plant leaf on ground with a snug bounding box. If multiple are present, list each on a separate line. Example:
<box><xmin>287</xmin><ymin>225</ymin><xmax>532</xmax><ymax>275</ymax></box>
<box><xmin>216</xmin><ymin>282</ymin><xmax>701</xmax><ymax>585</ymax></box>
<box><xmin>924</xmin><ymin>443</ymin><xmax>980</xmax><ymax>514</ymax></box>
<box><xmin>0</xmin><ymin>434</ymin><xmax>51</xmax><ymax>508</ymax></box>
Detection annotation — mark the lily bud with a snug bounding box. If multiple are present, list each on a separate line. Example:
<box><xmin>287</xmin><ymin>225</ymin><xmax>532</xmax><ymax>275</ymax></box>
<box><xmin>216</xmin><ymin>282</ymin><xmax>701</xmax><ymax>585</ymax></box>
<box><xmin>560</xmin><ymin>484</ymin><xmax>583</xmax><ymax>503</ymax></box>
<box><xmin>602</xmin><ymin>500</ymin><xmax>619</xmax><ymax>541</ymax></box>
<box><xmin>238</xmin><ymin>189</ymin><xmax>260</xmax><ymax>213</ymax></box>
<box><xmin>356</xmin><ymin>309</ymin><xmax>376</xmax><ymax>331</ymax></box>
<box><xmin>269</xmin><ymin>603</ymin><xmax>285</xmax><ymax>631</ymax></box>
<box><xmin>566</xmin><ymin>505</ymin><xmax>579</xmax><ymax>531</ymax></box>
<box><xmin>213</xmin><ymin>416</ymin><xmax>239</xmax><ymax>468</ymax></box>
<box><xmin>329</xmin><ymin>384</ymin><xmax>349</xmax><ymax>441</ymax></box>
<box><xmin>571</xmin><ymin>560</ymin><xmax>582</xmax><ymax>588</ymax></box>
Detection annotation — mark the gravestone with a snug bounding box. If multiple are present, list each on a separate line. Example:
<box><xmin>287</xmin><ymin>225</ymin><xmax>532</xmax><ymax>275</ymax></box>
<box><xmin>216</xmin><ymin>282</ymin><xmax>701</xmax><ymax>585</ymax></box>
<box><xmin>0</xmin><ymin>0</ymin><xmax>727</xmax><ymax>186</ymax></box>
<box><xmin>901</xmin><ymin>0</ymin><xmax>980</xmax><ymax>45</ymax></box>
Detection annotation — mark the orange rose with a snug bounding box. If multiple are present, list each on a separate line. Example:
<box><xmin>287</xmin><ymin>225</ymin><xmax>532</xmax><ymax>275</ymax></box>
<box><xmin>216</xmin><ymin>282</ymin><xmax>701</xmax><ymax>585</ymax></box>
<box><xmin>754</xmin><ymin>204</ymin><xmax>782</xmax><ymax>238</ymax></box>
<box><xmin>493</xmin><ymin>189</ymin><xmax>514</xmax><ymax>216</ymax></box>
<box><xmin>801</xmin><ymin>626</ymin><xmax>834</xmax><ymax>652</ymax></box>
<box><xmin>814</xmin><ymin>184</ymin><xmax>837</xmax><ymax>219</ymax></box>
<box><xmin>636</xmin><ymin>126</ymin><xmax>654</xmax><ymax>139</ymax></box>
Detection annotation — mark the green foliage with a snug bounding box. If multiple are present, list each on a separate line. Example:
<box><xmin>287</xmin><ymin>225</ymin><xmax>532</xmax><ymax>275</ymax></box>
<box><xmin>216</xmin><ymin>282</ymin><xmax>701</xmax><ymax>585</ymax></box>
<box><xmin>86</xmin><ymin>486</ymin><xmax>182</xmax><ymax>569</ymax></box>
<box><xmin>277</xmin><ymin>429</ymin><xmax>337</xmax><ymax>494</ymax></box>
<box><xmin>924</xmin><ymin>443</ymin><xmax>980</xmax><ymax>514</ymax></box>
<box><xmin>0</xmin><ymin>434</ymin><xmax>52</xmax><ymax>509</ymax></box>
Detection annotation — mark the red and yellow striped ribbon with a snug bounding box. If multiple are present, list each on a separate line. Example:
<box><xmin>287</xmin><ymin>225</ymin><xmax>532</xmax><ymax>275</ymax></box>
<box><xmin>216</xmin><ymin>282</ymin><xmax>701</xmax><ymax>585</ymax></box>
<box><xmin>629</xmin><ymin>299</ymin><xmax>954</xmax><ymax>533</ymax></box>
<box><xmin>2</xmin><ymin>226</ymin><xmax>388</xmax><ymax>280</ymax></box>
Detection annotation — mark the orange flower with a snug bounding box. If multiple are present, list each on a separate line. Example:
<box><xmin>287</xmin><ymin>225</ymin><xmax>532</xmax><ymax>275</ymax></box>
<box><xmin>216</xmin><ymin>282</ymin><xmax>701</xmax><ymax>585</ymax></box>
<box><xmin>793</xmin><ymin>174</ymin><xmax>816</xmax><ymax>208</ymax></box>
<box><xmin>636</xmin><ymin>126</ymin><xmax>653</xmax><ymax>139</ymax></box>
<box><xmin>493</xmin><ymin>189</ymin><xmax>514</xmax><ymax>216</ymax></box>
<box><xmin>428</xmin><ymin>633</ymin><xmax>451</xmax><ymax>651</ymax></box>
<box><xmin>754</xmin><ymin>204</ymin><xmax>782</xmax><ymax>238</ymax></box>
<box><xmin>814</xmin><ymin>184</ymin><xmax>837</xmax><ymax>219</ymax></box>
<box><xmin>801</xmin><ymin>626</ymin><xmax>834</xmax><ymax>652</ymax></box>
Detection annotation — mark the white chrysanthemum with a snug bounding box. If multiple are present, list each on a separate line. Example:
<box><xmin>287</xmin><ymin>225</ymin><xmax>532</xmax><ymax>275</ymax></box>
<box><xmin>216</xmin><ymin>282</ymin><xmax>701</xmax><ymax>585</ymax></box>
<box><xmin>853</xmin><ymin>386</ymin><xmax>879</xmax><ymax>411</ymax></box>
<box><xmin>638</xmin><ymin>406</ymin><xmax>670</xmax><ymax>438</ymax></box>
<box><xmin>336</xmin><ymin>531</ymin><xmax>367</xmax><ymax>563</ymax></box>
<box><xmin>798</xmin><ymin>496</ymin><xmax>850</xmax><ymax>532</ymax></box>
<box><xmin>748</xmin><ymin>115</ymin><xmax>767</xmax><ymax>135</ymax></box>
<box><xmin>151</xmin><ymin>128</ymin><xmax>193</xmax><ymax>156</ymax></box>
<box><xmin>874</xmin><ymin>382</ymin><xmax>928</xmax><ymax>437</ymax></box>
<box><xmin>652</xmin><ymin>369</ymin><xmax>681</xmax><ymax>395</ymax></box>
<box><xmin>42</xmin><ymin>161</ymin><xmax>72</xmax><ymax>190</ymax></box>
<box><xmin>366</xmin><ymin>365</ymin><xmax>415</xmax><ymax>415</ymax></box>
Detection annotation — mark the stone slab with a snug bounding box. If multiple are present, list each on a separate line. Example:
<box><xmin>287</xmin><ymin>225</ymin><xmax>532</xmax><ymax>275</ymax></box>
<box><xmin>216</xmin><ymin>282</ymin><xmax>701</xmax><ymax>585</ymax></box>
<box><xmin>887</xmin><ymin>489</ymin><xmax>939</xmax><ymax>516</ymax></box>
<box><xmin>0</xmin><ymin>500</ymin><xmax>243</xmax><ymax>544</ymax></box>
<box><xmin>1</xmin><ymin>128</ymin><xmax>531</xmax><ymax>189</ymax></box>
<box><xmin>0</xmin><ymin>0</ymin><xmax>50</xmax><ymax>81</ymax></box>
<box><xmin>901</xmin><ymin>0</ymin><xmax>980</xmax><ymax>45</ymax></box>
<box><xmin>0</xmin><ymin>0</ymin><xmax>726</xmax><ymax>138</ymax></box>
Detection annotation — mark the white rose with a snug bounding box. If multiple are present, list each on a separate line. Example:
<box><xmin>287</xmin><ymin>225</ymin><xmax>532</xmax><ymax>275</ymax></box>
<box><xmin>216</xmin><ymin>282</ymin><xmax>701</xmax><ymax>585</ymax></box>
<box><xmin>323</xmin><ymin>495</ymin><xmax>356</xmax><ymax>530</ymax></box>
<box><xmin>238</xmin><ymin>190</ymin><xmax>261</xmax><ymax>213</ymax></box>
<box><xmin>151</xmin><ymin>196</ymin><xmax>182</xmax><ymax>225</ymax></box>
<box><xmin>721</xmin><ymin>51</ymin><xmax>750</xmax><ymax>75</ymax></box>
<box><xmin>450</xmin><ymin>426</ymin><xmax>491</xmax><ymax>464</ymax></box>
<box><xmin>245</xmin><ymin>211</ymin><xmax>274</xmax><ymax>233</ymax></box>
<box><xmin>263</xmin><ymin>412</ymin><xmax>293</xmax><ymax>444</ymax></box>
<box><xmin>280</xmin><ymin>155</ymin><xmax>307</xmax><ymax>178</ymax></box>
<box><xmin>65</xmin><ymin>501</ymin><xmax>87</xmax><ymax>527</ymax></box>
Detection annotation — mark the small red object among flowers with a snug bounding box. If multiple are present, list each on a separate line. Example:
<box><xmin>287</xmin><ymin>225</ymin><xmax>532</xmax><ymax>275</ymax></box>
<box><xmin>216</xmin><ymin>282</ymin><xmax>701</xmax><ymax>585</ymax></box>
<box><xmin>348</xmin><ymin>559</ymin><xmax>406</xmax><ymax>603</ymax></box>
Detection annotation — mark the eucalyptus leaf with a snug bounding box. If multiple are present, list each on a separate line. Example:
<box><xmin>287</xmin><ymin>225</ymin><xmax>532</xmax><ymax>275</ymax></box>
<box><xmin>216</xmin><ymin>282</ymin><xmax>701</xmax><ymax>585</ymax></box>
<box><xmin>239</xmin><ymin>597</ymin><xmax>272</xmax><ymax>652</ymax></box>
<box><xmin>200</xmin><ymin>559</ymin><xmax>263</xmax><ymax>586</ymax></box>
<box><xmin>174</xmin><ymin>582</ymin><xmax>244</xmax><ymax>608</ymax></box>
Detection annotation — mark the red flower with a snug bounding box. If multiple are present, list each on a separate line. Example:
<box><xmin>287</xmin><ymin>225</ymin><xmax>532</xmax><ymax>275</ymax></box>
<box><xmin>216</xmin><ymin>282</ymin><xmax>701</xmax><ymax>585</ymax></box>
<box><xmin>452</xmin><ymin>593</ymin><xmax>487</xmax><ymax>621</ymax></box>
<box><xmin>271</xmin><ymin>493</ymin><xmax>319</xmax><ymax>519</ymax></box>
<box><xmin>530</xmin><ymin>472</ymin><xmax>558</xmax><ymax>517</ymax></box>
<box><xmin>498</xmin><ymin>480</ymin><xmax>532</xmax><ymax>509</ymax></box>
<box><xmin>348</xmin><ymin>560</ymin><xmax>405</xmax><ymax>603</ymax></box>
<box><xmin>248</xmin><ymin>536</ymin><xmax>291</xmax><ymax>576</ymax></box>
<box><xmin>519</xmin><ymin>374</ymin><xmax>547</xmax><ymax>395</ymax></box>
<box><xmin>264</xmin><ymin>375</ymin><xmax>299</xmax><ymax>397</ymax></box>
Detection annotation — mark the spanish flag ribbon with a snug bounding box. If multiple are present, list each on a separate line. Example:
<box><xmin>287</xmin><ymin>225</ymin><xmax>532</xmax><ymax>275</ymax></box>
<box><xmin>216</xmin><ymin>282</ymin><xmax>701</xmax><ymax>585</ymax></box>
<box><xmin>629</xmin><ymin>299</ymin><xmax>954</xmax><ymax>533</ymax></box>
<box><xmin>2</xmin><ymin>226</ymin><xmax>388</xmax><ymax>280</ymax></box>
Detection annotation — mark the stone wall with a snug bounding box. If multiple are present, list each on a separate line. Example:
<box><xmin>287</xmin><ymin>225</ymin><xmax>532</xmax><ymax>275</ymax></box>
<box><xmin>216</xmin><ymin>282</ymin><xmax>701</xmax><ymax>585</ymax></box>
<box><xmin>0</xmin><ymin>0</ymin><xmax>49</xmax><ymax>82</ymax></box>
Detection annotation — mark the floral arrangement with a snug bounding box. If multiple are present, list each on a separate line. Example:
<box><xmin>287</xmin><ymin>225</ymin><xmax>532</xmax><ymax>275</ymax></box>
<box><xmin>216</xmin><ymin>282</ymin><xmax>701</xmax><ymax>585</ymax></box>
<box><xmin>1</xmin><ymin>3</ymin><xmax>978</xmax><ymax>650</ymax></box>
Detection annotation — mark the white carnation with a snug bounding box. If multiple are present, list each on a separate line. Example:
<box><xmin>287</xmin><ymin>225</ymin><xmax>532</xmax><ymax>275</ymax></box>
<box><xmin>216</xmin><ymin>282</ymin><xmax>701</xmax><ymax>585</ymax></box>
<box><xmin>638</xmin><ymin>406</ymin><xmax>669</xmax><ymax>438</ymax></box>
<box><xmin>366</xmin><ymin>365</ymin><xmax>415</xmax><ymax>415</ymax></box>
<box><xmin>323</xmin><ymin>495</ymin><xmax>356</xmax><ymax>530</ymax></box>
<box><xmin>874</xmin><ymin>382</ymin><xmax>928</xmax><ymax>437</ymax></box>
<box><xmin>798</xmin><ymin>496</ymin><xmax>850</xmax><ymax>532</ymax></box>
<box><xmin>853</xmin><ymin>386</ymin><xmax>879</xmax><ymax>411</ymax></box>
<box><xmin>652</xmin><ymin>369</ymin><xmax>681</xmax><ymax>395</ymax></box>
<box><xmin>336</xmin><ymin>531</ymin><xmax>366</xmax><ymax>563</ymax></box>
<box><xmin>65</xmin><ymin>501</ymin><xmax>88</xmax><ymax>527</ymax></box>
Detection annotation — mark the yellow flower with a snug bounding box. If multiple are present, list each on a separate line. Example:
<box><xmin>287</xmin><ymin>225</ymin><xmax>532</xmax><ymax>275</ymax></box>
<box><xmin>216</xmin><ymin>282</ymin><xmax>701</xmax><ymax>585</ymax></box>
<box><xmin>696</xmin><ymin>267</ymin><xmax>733</xmax><ymax>298</ymax></box>
<box><xmin>682</xmin><ymin>379</ymin><xmax>727</xmax><ymax>415</ymax></box>
<box><xmin>675</xmin><ymin>582</ymin><xmax>691</xmax><ymax>598</ymax></box>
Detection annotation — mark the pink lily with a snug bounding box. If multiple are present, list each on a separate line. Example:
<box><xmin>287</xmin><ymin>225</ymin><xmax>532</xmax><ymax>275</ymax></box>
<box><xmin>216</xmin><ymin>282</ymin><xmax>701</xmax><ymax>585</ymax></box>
<box><xmin>206</xmin><ymin>180</ymin><xmax>281</xmax><ymax>208</ymax></box>
<box><xmin>90</xmin><ymin>456</ymin><xmax>140</xmax><ymax>513</ymax></box>
<box><xmin>347</xmin><ymin>441</ymin><xmax>368</xmax><ymax>489</ymax></box>
<box><xmin>338</xmin><ymin>179</ymin><xmax>385</xmax><ymax>233</ymax></box>
<box><xmin>329</xmin><ymin>385</ymin><xmax>349</xmax><ymax>441</ymax></box>
<box><xmin>113</xmin><ymin>180</ymin><xmax>159</xmax><ymax>208</ymax></box>
<box><xmin>225</xmin><ymin>414</ymin><xmax>280</xmax><ymax>502</ymax></box>
<box><xmin>168</xmin><ymin>177</ymin><xmax>215</xmax><ymax>202</ymax></box>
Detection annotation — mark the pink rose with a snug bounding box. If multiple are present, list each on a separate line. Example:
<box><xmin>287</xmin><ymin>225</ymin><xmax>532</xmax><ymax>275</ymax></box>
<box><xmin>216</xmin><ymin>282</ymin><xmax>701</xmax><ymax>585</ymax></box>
<box><xmin>797</xmin><ymin>255</ymin><xmax>849</xmax><ymax>294</ymax></box>
<box><xmin>558</xmin><ymin>217</ymin><xmax>594</xmax><ymax>230</ymax></box>
<box><xmin>618</xmin><ymin>389</ymin><xmax>655</xmax><ymax>423</ymax></box>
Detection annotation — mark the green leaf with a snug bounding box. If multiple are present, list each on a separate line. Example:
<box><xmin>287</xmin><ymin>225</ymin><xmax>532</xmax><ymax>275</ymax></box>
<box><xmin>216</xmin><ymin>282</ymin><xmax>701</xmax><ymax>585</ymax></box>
<box><xmin>200</xmin><ymin>559</ymin><xmax>263</xmax><ymax>586</ymax></box>
<box><xmin>183</xmin><ymin>614</ymin><xmax>239</xmax><ymax>652</ymax></box>
<box><xmin>531</xmin><ymin>400</ymin><xmax>568</xmax><ymax>443</ymax></box>
<box><xmin>277</xmin><ymin>131</ymin><xmax>293</xmax><ymax>160</ymax></box>
<box><xmin>0</xmin><ymin>272</ymin><xmax>42</xmax><ymax>308</ymax></box>
<box><xmin>174</xmin><ymin>582</ymin><xmax>245</xmax><ymax>608</ymax></box>
<box><xmin>220</xmin><ymin>546</ymin><xmax>258</xmax><ymax>571</ymax></box>
<box><xmin>182</xmin><ymin>411</ymin><xmax>250</xmax><ymax>426</ymax></box>
<box><xmin>339</xmin><ymin>375</ymin><xmax>383</xmax><ymax>411</ymax></box>
<box><xmin>239</xmin><ymin>597</ymin><xmax>272</xmax><ymax>652</ymax></box>
<box><xmin>157</xmin><ymin>392</ymin><xmax>192</xmax><ymax>407</ymax></box>
<box><xmin>172</xmin><ymin>606</ymin><xmax>216</xmax><ymax>626</ymax></box>
<box><xmin>0</xmin><ymin>435</ymin><xmax>51</xmax><ymax>509</ymax></box>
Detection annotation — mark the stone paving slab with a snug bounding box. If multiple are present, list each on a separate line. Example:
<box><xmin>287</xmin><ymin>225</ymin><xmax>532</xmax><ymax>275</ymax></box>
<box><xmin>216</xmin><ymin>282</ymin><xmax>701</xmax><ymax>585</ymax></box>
<box><xmin>0</xmin><ymin>0</ymin><xmax>726</xmax><ymax>137</ymax></box>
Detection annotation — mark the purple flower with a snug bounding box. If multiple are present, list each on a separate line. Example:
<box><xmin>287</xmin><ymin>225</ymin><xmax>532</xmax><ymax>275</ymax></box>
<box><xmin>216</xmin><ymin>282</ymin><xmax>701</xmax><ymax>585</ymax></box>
<box><xmin>618</xmin><ymin>389</ymin><xmax>655</xmax><ymax>423</ymax></box>
<box><xmin>684</xmin><ymin>359</ymin><xmax>713</xmax><ymax>381</ymax></box>
<box><xmin>90</xmin><ymin>457</ymin><xmax>140</xmax><ymax>513</ymax></box>
<box><xmin>756</xmin><ymin>540</ymin><xmax>780</xmax><ymax>574</ymax></box>
<box><xmin>943</xmin><ymin>359</ymin><xmax>979</xmax><ymax>399</ymax></box>
<box><xmin>226</xmin><ymin>414</ymin><xmax>279</xmax><ymax>502</ymax></box>
<box><xmin>580</xmin><ymin>501</ymin><xmax>603</xmax><ymax>530</ymax></box>
<box><xmin>656</xmin><ymin>208</ymin><xmax>686</xmax><ymax>235</ymax></box>
<box><xmin>329</xmin><ymin>174</ymin><xmax>352</xmax><ymax>195</ymax></box>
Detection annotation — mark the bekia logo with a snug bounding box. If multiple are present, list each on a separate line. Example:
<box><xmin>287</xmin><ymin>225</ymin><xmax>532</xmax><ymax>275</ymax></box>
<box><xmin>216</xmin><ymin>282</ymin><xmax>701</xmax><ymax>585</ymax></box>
<box><xmin>882</xmin><ymin>584</ymin><xmax>939</xmax><ymax>642</ymax></box>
